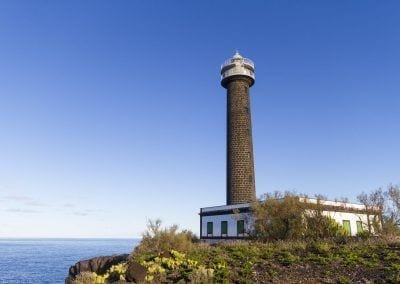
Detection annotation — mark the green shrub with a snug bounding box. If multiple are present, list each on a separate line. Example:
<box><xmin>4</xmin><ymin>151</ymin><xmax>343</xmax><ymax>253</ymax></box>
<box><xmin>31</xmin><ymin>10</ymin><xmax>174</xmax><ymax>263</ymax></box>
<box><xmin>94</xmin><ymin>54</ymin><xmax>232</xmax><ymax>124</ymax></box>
<box><xmin>139</xmin><ymin>249</ymin><xmax>214</xmax><ymax>283</ymax></box>
<box><xmin>306</xmin><ymin>241</ymin><xmax>332</xmax><ymax>257</ymax></box>
<box><xmin>275</xmin><ymin>251</ymin><xmax>300</xmax><ymax>265</ymax></box>
<box><xmin>72</xmin><ymin>262</ymin><xmax>127</xmax><ymax>284</ymax></box>
<box><xmin>71</xmin><ymin>272</ymin><xmax>97</xmax><ymax>284</ymax></box>
<box><xmin>252</xmin><ymin>192</ymin><xmax>307</xmax><ymax>240</ymax></box>
<box><xmin>252</xmin><ymin>192</ymin><xmax>347</xmax><ymax>241</ymax></box>
<box><xmin>133</xmin><ymin>219</ymin><xmax>197</xmax><ymax>257</ymax></box>
<box><xmin>356</xmin><ymin>230</ymin><xmax>373</xmax><ymax>239</ymax></box>
<box><xmin>304</xmin><ymin>215</ymin><xmax>347</xmax><ymax>239</ymax></box>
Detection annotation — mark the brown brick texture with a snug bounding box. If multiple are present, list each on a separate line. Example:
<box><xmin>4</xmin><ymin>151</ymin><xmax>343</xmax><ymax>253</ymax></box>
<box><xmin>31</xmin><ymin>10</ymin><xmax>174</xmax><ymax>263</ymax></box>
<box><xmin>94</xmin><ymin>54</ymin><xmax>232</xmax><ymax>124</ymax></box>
<box><xmin>225</xmin><ymin>76</ymin><xmax>256</xmax><ymax>205</ymax></box>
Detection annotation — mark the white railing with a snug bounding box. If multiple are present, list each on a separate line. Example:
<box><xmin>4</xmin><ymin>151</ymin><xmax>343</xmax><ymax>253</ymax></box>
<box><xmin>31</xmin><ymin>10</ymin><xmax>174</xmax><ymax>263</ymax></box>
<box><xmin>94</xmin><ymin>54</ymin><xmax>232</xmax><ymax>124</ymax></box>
<box><xmin>221</xmin><ymin>57</ymin><xmax>255</xmax><ymax>69</ymax></box>
<box><xmin>221</xmin><ymin>68</ymin><xmax>255</xmax><ymax>80</ymax></box>
<box><xmin>243</xmin><ymin>58</ymin><xmax>254</xmax><ymax>67</ymax></box>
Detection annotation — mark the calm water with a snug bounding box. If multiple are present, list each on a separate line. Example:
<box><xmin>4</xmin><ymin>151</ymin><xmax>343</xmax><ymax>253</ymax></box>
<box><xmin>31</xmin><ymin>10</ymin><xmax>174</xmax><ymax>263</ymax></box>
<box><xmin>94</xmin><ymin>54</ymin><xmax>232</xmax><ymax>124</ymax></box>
<box><xmin>0</xmin><ymin>238</ymin><xmax>139</xmax><ymax>284</ymax></box>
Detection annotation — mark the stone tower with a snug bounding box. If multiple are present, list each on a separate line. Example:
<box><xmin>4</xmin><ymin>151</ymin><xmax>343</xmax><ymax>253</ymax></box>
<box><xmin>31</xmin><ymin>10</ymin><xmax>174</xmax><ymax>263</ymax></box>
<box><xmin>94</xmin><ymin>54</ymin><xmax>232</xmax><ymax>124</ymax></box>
<box><xmin>221</xmin><ymin>52</ymin><xmax>256</xmax><ymax>205</ymax></box>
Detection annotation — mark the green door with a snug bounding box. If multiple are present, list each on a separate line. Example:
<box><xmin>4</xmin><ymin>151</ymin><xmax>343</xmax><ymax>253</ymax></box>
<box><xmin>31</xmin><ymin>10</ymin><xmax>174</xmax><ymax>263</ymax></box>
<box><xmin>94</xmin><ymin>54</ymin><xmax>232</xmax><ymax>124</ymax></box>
<box><xmin>221</xmin><ymin>221</ymin><xmax>228</xmax><ymax>235</ymax></box>
<box><xmin>356</xmin><ymin>221</ymin><xmax>363</xmax><ymax>234</ymax></box>
<box><xmin>207</xmin><ymin>222</ymin><xmax>213</xmax><ymax>235</ymax></box>
<box><xmin>237</xmin><ymin>220</ymin><xmax>245</xmax><ymax>235</ymax></box>
<box><xmin>343</xmin><ymin>220</ymin><xmax>351</xmax><ymax>236</ymax></box>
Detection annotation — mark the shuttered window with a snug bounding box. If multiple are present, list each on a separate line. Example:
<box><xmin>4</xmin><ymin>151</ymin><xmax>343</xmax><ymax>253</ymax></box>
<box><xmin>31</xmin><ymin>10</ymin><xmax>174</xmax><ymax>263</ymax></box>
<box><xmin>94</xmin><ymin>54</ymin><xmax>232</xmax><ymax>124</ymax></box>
<box><xmin>237</xmin><ymin>220</ymin><xmax>245</xmax><ymax>235</ymax></box>
<box><xmin>221</xmin><ymin>221</ymin><xmax>228</xmax><ymax>235</ymax></box>
<box><xmin>342</xmin><ymin>220</ymin><xmax>351</xmax><ymax>236</ymax></box>
<box><xmin>207</xmin><ymin>222</ymin><xmax>213</xmax><ymax>235</ymax></box>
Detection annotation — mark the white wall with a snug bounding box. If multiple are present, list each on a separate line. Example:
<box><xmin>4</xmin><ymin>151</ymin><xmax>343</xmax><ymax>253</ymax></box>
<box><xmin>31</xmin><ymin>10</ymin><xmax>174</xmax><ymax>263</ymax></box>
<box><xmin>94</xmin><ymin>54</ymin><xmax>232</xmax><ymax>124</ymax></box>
<box><xmin>201</xmin><ymin>212</ymin><xmax>253</xmax><ymax>238</ymax></box>
<box><xmin>201</xmin><ymin>210</ymin><xmax>376</xmax><ymax>238</ymax></box>
<box><xmin>321</xmin><ymin>210</ymin><xmax>376</xmax><ymax>235</ymax></box>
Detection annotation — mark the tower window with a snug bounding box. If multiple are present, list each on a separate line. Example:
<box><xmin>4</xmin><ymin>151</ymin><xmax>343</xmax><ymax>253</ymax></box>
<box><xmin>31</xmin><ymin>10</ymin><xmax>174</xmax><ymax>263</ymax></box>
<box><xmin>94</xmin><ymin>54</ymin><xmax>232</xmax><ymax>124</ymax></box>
<box><xmin>244</xmin><ymin>107</ymin><xmax>249</xmax><ymax>114</ymax></box>
<box><xmin>249</xmin><ymin>175</ymin><xmax>253</xmax><ymax>183</ymax></box>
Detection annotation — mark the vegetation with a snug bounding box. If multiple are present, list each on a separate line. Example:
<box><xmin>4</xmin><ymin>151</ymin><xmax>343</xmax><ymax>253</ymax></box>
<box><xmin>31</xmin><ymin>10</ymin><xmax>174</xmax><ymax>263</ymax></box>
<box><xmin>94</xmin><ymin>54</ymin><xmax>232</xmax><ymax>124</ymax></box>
<box><xmin>132</xmin><ymin>218</ymin><xmax>198</xmax><ymax>257</ymax></box>
<box><xmin>70</xmin><ymin>184</ymin><xmax>400</xmax><ymax>283</ymax></box>
<box><xmin>72</xmin><ymin>262</ymin><xmax>127</xmax><ymax>284</ymax></box>
<box><xmin>71</xmin><ymin>218</ymin><xmax>400</xmax><ymax>283</ymax></box>
<box><xmin>357</xmin><ymin>184</ymin><xmax>400</xmax><ymax>236</ymax></box>
<box><xmin>139</xmin><ymin>249</ymin><xmax>214</xmax><ymax>283</ymax></box>
<box><xmin>251</xmin><ymin>191</ymin><xmax>347</xmax><ymax>241</ymax></box>
<box><xmin>73</xmin><ymin>238</ymin><xmax>400</xmax><ymax>283</ymax></box>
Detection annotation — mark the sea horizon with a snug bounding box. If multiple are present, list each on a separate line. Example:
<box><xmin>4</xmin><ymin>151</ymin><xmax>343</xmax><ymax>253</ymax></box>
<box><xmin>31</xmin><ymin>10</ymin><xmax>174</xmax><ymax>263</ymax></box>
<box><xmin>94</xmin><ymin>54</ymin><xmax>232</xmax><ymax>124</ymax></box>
<box><xmin>0</xmin><ymin>237</ymin><xmax>139</xmax><ymax>283</ymax></box>
<box><xmin>0</xmin><ymin>237</ymin><xmax>141</xmax><ymax>240</ymax></box>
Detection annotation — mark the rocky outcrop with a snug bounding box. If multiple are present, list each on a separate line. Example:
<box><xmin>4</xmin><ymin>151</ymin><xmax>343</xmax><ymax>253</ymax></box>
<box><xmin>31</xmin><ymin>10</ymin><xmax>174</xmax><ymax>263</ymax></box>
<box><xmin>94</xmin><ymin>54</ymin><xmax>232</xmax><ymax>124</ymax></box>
<box><xmin>65</xmin><ymin>254</ymin><xmax>129</xmax><ymax>284</ymax></box>
<box><xmin>125</xmin><ymin>261</ymin><xmax>147</xmax><ymax>283</ymax></box>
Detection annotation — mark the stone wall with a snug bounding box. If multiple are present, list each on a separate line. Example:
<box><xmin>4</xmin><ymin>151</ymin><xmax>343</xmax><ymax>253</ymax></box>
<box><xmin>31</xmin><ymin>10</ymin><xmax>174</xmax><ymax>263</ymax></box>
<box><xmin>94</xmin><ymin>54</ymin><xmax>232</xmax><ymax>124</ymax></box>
<box><xmin>225</xmin><ymin>76</ymin><xmax>256</xmax><ymax>205</ymax></box>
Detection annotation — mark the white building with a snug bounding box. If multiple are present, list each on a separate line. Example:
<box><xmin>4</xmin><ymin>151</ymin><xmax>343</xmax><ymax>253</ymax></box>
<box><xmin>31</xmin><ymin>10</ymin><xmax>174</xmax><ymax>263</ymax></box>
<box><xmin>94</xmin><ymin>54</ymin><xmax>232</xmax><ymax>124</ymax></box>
<box><xmin>200</xmin><ymin>198</ymin><xmax>379</xmax><ymax>241</ymax></box>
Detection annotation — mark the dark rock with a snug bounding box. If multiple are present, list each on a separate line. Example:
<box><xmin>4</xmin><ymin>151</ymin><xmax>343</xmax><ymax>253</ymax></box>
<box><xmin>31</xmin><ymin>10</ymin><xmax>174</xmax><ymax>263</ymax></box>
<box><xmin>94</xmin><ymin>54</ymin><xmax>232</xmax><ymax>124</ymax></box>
<box><xmin>66</xmin><ymin>254</ymin><xmax>129</xmax><ymax>283</ymax></box>
<box><xmin>125</xmin><ymin>261</ymin><xmax>147</xmax><ymax>284</ymax></box>
<box><xmin>160</xmin><ymin>251</ymin><xmax>172</xmax><ymax>258</ymax></box>
<box><xmin>65</xmin><ymin>276</ymin><xmax>73</xmax><ymax>284</ymax></box>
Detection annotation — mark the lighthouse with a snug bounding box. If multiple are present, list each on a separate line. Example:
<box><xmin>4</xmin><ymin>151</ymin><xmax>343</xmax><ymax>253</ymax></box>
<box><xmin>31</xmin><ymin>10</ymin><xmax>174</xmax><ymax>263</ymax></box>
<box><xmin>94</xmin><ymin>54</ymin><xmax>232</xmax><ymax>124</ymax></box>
<box><xmin>199</xmin><ymin>52</ymin><xmax>257</xmax><ymax>241</ymax></box>
<box><xmin>221</xmin><ymin>51</ymin><xmax>256</xmax><ymax>205</ymax></box>
<box><xmin>199</xmin><ymin>53</ymin><xmax>381</xmax><ymax>242</ymax></box>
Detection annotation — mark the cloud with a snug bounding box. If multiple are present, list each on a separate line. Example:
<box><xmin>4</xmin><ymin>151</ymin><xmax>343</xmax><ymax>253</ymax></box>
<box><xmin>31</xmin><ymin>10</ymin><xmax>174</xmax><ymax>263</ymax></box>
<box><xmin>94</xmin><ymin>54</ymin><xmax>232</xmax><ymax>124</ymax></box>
<box><xmin>73</xmin><ymin>211</ymin><xmax>89</xmax><ymax>216</ymax></box>
<box><xmin>63</xmin><ymin>203</ymin><xmax>75</xmax><ymax>208</ymax></box>
<box><xmin>25</xmin><ymin>200</ymin><xmax>47</xmax><ymax>207</ymax></box>
<box><xmin>72</xmin><ymin>209</ymin><xmax>102</xmax><ymax>217</ymax></box>
<box><xmin>3</xmin><ymin>195</ymin><xmax>33</xmax><ymax>201</ymax></box>
<box><xmin>4</xmin><ymin>208</ymin><xmax>41</xmax><ymax>213</ymax></box>
<box><xmin>2</xmin><ymin>195</ymin><xmax>48</xmax><ymax>207</ymax></box>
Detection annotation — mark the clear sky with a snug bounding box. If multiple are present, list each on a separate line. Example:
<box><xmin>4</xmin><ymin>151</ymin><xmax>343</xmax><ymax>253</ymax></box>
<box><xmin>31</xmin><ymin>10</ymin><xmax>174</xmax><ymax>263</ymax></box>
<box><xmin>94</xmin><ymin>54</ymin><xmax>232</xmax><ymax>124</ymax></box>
<box><xmin>0</xmin><ymin>1</ymin><xmax>399</xmax><ymax>238</ymax></box>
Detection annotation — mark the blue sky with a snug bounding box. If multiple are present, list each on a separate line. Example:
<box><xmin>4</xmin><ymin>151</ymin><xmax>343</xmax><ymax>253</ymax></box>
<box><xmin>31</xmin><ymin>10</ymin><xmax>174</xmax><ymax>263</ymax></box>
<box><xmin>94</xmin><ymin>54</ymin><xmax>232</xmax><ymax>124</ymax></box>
<box><xmin>0</xmin><ymin>1</ymin><xmax>399</xmax><ymax>238</ymax></box>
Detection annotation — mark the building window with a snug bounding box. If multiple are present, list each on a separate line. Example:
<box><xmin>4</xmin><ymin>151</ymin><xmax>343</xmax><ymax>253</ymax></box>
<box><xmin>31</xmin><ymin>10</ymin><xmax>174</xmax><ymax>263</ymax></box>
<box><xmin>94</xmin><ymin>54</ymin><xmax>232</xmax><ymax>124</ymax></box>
<box><xmin>342</xmin><ymin>220</ymin><xmax>351</xmax><ymax>236</ymax></box>
<box><xmin>207</xmin><ymin>222</ymin><xmax>213</xmax><ymax>236</ymax></box>
<box><xmin>244</xmin><ymin>107</ymin><xmax>249</xmax><ymax>114</ymax></box>
<box><xmin>221</xmin><ymin>221</ymin><xmax>228</xmax><ymax>236</ymax></box>
<box><xmin>356</xmin><ymin>221</ymin><xmax>363</xmax><ymax>234</ymax></box>
<box><xmin>249</xmin><ymin>175</ymin><xmax>253</xmax><ymax>183</ymax></box>
<box><xmin>237</xmin><ymin>220</ymin><xmax>245</xmax><ymax>235</ymax></box>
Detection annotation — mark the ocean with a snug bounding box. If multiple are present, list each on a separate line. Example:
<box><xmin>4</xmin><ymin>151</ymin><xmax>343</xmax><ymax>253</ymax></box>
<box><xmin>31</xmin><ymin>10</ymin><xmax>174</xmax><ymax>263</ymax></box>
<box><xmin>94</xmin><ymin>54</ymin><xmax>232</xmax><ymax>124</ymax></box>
<box><xmin>0</xmin><ymin>238</ymin><xmax>139</xmax><ymax>284</ymax></box>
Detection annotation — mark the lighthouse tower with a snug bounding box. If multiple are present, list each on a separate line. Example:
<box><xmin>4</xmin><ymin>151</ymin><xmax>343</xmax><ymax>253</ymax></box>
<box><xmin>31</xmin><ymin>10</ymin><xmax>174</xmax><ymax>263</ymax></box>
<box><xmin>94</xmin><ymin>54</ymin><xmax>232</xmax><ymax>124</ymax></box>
<box><xmin>200</xmin><ymin>53</ymin><xmax>379</xmax><ymax>242</ymax></box>
<box><xmin>199</xmin><ymin>52</ymin><xmax>257</xmax><ymax>241</ymax></box>
<box><xmin>221</xmin><ymin>52</ymin><xmax>256</xmax><ymax>205</ymax></box>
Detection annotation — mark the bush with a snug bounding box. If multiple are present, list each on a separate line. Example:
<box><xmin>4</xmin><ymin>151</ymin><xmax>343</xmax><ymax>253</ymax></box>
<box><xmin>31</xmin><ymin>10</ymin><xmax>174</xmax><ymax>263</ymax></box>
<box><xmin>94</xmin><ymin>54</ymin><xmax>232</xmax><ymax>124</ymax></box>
<box><xmin>304</xmin><ymin>214</ymin><xmax>346</xmax><ymax>239</ymax></box>
<box><xmin>71</xmin><ymin>263</ymin><xmax>127</xmax><ymax>284</ymax></box>
<box><xmin>252</xmin><ymin>192</ymin><xmax>306</xmax><ymax>240</ymax></box>
<box><xmin>71</xmin><ymin>272</ymin><xmax>96</xmax><ymax>284</ymax></box>
<box><xmin>139</xmin><ymin>249</ymin><xmax>214</xmax><ymax>283</ymax></box>
<box><xmin>356</xmin><ymin>230</ymin><xmax>373</xmax><ymax>239</ymax></box>
<box><xmin>252</xmin><ymin>192</ymin><xmax>346</xmax><ymax>241</ymax></box>
<box><xmin>132</xmin><ymin>219</ymin><xmax>198</xmax><ymax>257</ymax></box>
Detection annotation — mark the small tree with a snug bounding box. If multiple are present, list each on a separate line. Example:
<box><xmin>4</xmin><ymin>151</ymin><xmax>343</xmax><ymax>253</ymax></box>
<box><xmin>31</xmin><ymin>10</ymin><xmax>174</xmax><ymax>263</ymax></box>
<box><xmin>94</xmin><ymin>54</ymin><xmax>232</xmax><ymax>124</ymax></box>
<box><xmin>357</xmin><ymin>184</ymin><xmax>400</xmax><ymax>237</ymax></box>
<box><xmin>252</xmin><ymin>191</ymin><xmax>305</xmax><ymax>240</ymax></box>
<box><xmin>303</xmin><ymin>197</ymin><xmax>346</xmax><ymax>239</ymax></box>
<box><xmin>132</xmin><ymin>219</ymin><xmax>197</xmax><ymax>257</ymax></box>
<box><xmin>383</xmin><ymin>184</ymin><xmax>400</xmax><ymax>236</ymax></box>
<box><xmin>252</xmin><ymin>192</ymin><xmax>345</xmax><ymax>241</ymax></box>
<box><xmin>357</xmin><ymin>189</ymin><xmax>384</xmax><ymax>234</ymax></box>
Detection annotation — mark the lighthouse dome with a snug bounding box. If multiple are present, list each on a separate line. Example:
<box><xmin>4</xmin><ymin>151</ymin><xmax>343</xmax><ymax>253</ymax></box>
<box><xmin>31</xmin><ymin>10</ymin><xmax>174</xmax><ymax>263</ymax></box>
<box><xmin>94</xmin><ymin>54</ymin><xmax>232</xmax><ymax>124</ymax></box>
<box><xmin>220</xmin><ymin>51</ymin><xmax>255</xmax><ymax>87</ymax></box>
